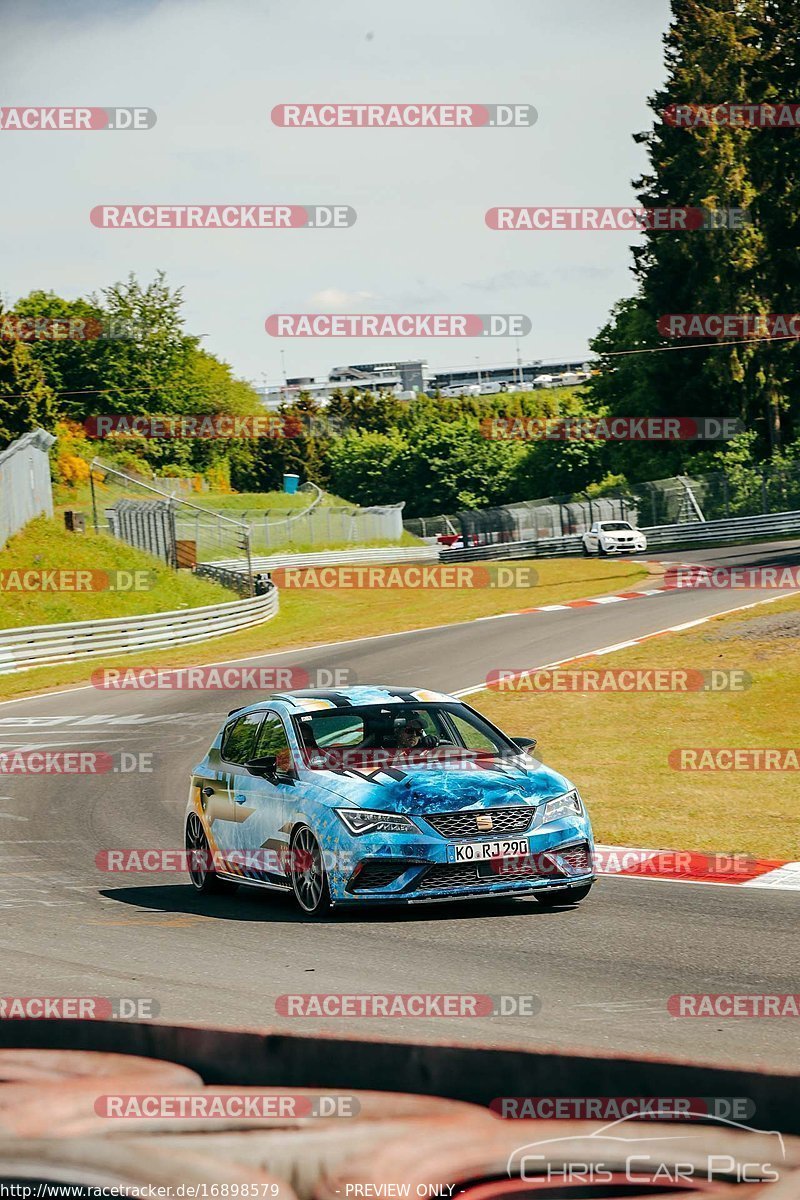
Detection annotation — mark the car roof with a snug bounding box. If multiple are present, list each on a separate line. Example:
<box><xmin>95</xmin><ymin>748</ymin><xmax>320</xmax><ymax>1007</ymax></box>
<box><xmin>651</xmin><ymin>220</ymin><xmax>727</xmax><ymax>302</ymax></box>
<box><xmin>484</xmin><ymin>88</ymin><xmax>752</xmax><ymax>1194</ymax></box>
<box><xmin>227</xmin><ymin>686</ymin><xmax>455</xmax><ymax>718</ymax></box>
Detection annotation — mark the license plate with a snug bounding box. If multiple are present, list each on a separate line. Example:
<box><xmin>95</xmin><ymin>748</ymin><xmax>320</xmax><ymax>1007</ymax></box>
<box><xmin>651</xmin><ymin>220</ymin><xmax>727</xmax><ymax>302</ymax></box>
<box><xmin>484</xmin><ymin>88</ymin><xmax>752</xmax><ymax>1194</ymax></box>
<box><xmin>448</xmin><ymin>838</ymin><xmax>530</xmax><ymax>863</ymax></box>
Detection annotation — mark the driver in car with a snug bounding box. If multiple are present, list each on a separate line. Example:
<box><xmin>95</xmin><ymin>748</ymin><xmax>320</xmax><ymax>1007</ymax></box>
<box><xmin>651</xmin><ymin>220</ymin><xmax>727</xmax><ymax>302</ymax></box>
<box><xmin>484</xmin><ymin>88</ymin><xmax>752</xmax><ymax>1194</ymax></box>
<box><xmin>393</xmin><ymin>714</ymin><xmax>437</xmax><ymax>751</ymax></box>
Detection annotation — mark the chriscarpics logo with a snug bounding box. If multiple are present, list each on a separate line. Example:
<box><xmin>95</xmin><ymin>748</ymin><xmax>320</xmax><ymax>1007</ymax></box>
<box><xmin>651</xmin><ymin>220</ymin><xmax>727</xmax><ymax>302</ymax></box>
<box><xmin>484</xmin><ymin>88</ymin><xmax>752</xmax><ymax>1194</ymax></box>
<box><xmin>506</xmin><ymin>1112</ymin><xmax>786</xmax><ymax>1188</ymax></box>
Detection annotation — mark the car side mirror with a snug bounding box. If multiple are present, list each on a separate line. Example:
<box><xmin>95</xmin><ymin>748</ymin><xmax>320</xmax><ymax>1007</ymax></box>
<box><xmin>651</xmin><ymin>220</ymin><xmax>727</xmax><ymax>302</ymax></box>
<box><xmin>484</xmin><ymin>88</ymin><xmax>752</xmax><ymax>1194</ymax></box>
<box><xmin>246</xmin><ymin>754</ymin><xmax>278</xmax><ymax>781</ymax></box>
<box><xmin>513</xmin><ymin>737</ymin><xmax>537</xmax><ymax>752</ymax></box>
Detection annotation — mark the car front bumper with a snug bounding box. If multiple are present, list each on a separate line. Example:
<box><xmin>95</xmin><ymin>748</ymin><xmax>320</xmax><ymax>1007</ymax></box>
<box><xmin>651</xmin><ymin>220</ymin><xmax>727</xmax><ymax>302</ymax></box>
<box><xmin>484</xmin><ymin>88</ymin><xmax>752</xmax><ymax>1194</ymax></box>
<box><xmin>602</xmin><ymin>541</ymin><xmax>647</xmax><ymax>554</ymax></box>
<box><xmin>323</xmin><ymin>813</ymin><xmax>596</xmax><ymax>905</ymax></box>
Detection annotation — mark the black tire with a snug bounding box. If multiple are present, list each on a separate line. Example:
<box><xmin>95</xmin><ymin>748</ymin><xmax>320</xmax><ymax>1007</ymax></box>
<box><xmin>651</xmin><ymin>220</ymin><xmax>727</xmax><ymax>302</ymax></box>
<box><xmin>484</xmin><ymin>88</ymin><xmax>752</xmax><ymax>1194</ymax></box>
<box><xmin>598</xmin><ymin>542</ymin><xmax>608</xmax><ymax>557</ymax></box>
<box><xmin>185</xmin><ymin>812</ymin><xmax>239</xmax><ymax>895</ymax></box>
<box><xmin>581</xmin><ymin>541</ymin><xmax>590</xmax><ymax>557</ymax></box>
<box><xmin>533</xmin><ymin>882</ymin><xmax>593</xmax><ymax>907</ymax></box>
<box><xmin>289</xmin><ymin>825</ymin><xmax>333</xmax><ymax>915</ymax></box>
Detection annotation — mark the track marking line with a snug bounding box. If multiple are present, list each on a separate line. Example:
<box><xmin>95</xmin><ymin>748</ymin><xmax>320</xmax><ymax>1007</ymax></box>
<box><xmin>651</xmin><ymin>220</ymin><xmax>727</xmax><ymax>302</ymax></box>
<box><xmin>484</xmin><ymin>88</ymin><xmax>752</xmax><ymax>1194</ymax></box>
<box><xmin>453</xmin><ymin>589</ymin><xmax>799</xmax><ymax>697</ymax></box>
<box><xmin>599</xmin><ymin>871</ymin><xmax>800</xmax><ymax>892</ymax></box>
<box><xmin>0</xmin><ymin>577</ymin><xmax>663</xmax><ymax>708</ymax></box>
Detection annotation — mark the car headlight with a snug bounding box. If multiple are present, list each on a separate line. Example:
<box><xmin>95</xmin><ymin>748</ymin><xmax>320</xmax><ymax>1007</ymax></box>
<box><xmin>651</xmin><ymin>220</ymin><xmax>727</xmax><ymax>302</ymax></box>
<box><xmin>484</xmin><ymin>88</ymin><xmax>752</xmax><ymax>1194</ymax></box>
<box><xmin>541</xmin><ymin>790</ymin><xmax>583</xmax><ymax>822</ymax></box>
<box><xmin>335</xmin><ymin>809</ymin><xmax>420</xmax><ymax>835</ymax></box>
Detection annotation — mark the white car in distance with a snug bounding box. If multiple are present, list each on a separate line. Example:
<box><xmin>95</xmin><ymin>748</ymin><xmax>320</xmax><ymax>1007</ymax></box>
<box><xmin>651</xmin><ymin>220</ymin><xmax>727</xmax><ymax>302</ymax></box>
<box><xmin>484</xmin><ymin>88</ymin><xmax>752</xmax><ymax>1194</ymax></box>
<box><xmin>582</xmin><ymin>520</ymin><xmax>647</xmax><ymax>556</ymax></box>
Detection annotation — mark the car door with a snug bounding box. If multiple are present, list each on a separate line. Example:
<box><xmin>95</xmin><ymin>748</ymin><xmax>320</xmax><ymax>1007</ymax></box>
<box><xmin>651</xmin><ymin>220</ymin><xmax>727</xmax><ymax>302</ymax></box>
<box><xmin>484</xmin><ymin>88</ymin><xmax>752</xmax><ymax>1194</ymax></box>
<box><xmin>209</xmin><ymin>710</ymin><xmax>266</xmax><ymax>871</ymax></box>
<box><xmin>245</xmin><ymin>710</ymin><xmax>300</xmax><ymax>883</ymax></box>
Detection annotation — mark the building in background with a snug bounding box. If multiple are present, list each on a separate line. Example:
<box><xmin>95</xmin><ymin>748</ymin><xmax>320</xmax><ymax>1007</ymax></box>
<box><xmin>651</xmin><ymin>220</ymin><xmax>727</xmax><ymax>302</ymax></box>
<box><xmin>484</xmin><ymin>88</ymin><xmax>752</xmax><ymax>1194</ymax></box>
<box><xmin>255</xmin><ymin>356</ymin><xmax>594</xmax><ymax>408</ymax></box>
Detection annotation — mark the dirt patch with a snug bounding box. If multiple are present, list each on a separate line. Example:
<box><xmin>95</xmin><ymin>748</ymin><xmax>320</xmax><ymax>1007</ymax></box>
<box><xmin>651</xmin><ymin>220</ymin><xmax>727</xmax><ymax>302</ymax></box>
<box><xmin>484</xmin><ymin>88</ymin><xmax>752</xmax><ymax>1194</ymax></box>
<box><xmin>707</xmin><ymin>611</ymin><xmax>800</xmax><ymax>642</ymax></box>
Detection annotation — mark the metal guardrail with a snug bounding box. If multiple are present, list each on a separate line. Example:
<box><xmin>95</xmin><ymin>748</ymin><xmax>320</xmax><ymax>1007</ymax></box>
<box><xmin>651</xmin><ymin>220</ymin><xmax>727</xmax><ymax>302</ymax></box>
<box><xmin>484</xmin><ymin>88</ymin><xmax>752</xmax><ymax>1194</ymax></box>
<box><xmin>0</xmin><ymin>592</ymin><xmax>279</xmax><ymax>675</ymax></box>
<box><xmin>441</xmin><ymin>509</ymin><xmax>800</xmax><ymax>563</ymax></box>
<box><xmin>197</xmin><ymin>544</ymin><xmax>440</xmax><ymax>587</ymax></box>
<box><xmin>636</xmin><ymin>508</ymin><xmax>800</xmax><ymax>548</ymax></box>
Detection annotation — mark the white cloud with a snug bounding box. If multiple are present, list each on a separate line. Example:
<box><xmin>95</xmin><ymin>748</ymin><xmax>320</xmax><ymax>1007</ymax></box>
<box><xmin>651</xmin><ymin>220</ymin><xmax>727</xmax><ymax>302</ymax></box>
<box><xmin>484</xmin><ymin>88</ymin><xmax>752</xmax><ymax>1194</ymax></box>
<box><xmin>0</xmin><ymin>0</ymin><xmax>671</xmax><ymax>384</ymax></box>
<box><xmin>309</xmin><ymin>288</ymin><xmax>377</xmax><ymax>309</ymax></box>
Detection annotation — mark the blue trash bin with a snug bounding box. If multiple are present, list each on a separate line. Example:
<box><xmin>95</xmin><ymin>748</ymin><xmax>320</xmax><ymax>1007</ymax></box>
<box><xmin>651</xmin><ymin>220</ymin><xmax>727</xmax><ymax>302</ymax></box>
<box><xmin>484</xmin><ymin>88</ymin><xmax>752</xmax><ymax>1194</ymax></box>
<box><xmin>283</xmin><ymin>473</ymin><xmax>300</xmax><ymax>495</ymax></box>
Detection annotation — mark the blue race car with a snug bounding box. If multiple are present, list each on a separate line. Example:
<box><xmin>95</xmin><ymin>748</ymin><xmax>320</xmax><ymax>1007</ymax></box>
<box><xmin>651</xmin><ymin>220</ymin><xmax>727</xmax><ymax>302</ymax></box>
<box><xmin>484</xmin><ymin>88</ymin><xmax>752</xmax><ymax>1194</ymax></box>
<box><xmin>185</xmin><ymin>686</ymin><xmax>595</xmax><ymax>914</ymax></box>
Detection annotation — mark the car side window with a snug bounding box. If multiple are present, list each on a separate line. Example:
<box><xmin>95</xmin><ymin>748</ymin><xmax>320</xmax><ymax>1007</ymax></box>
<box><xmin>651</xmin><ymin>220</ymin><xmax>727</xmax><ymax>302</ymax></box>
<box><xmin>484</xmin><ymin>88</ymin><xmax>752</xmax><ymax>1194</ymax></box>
<box><xmin>254</xmin><ymin>713</ymin><xmax>294</xmax><ymax>776</ymax></box>
<box><xmin>221</xmin><ymin>712</ymin><xmax>264</xmax><ymax>765</ymax></box>
<box><xmin>448</xmin><ymin>713</ymin><xmax>497</xmax><ymax>752</ymax></box>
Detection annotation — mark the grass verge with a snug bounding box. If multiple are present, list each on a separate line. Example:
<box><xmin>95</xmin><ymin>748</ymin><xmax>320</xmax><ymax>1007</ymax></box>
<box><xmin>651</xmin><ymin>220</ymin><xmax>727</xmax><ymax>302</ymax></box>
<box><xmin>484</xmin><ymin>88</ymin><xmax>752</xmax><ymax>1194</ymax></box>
<box><xmin>0</xmin><ymin>555</ymin><xmax>646</xmax><ymax>702</ymax></box>
<box><xmin>53</xmin><ymin>482</ymin><xmax>350</xmax><ymax>515</ymax></box>
<box><xmin>470</xmin><ymin>593</ymin><xmax>800</xmax><ymax>859</ymax></box>
<box><xmin>0</xmin><ymin>517</ymin><xmax>231</xmax><ymax>628</ymax></box>
<box><xmin>200</xmin><ymin>532</ymin><xmax>424</xmax><ymax>561</ymax></box>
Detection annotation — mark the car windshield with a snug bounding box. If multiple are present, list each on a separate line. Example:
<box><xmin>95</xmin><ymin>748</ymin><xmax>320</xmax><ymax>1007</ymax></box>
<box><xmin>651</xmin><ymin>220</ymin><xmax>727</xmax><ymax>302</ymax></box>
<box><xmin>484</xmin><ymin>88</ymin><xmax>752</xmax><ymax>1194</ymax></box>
<box><xmin>292</xmin><ymin>702</ymin><xmax>518</xmax><ymax>770</ymax></box>
<box><xmin>601</xmin><ymin>522</ymin><xmax>634</xmax><ymax>531</ymax></box>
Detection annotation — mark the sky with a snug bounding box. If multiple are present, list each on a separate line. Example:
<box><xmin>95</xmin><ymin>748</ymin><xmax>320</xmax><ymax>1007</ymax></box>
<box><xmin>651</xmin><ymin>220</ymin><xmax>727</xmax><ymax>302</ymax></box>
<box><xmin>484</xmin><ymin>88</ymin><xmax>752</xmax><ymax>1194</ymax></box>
<box><xmin>1</xmin><ymin>0</ymin><xmax>673</xmax><ymax>389</ymax></box>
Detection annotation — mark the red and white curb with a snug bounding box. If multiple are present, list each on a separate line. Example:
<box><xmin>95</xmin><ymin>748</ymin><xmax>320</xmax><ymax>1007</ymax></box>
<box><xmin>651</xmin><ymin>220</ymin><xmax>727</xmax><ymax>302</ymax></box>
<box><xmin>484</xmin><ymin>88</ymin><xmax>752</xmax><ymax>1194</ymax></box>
<box><xmin>595</xmin><ymin>845</ymin><xmax>800</xmax><ymax>891</ymax></box>
<box><xmin>501</xmin><ymin>558</ymin><xmax>765</xmax><ymax>617</ymax></box>
<box><xmin>461</xmin><ymin>589</ymin><xmax>800</xmax><ymax>894</ymax></box>
<box><xmin>474</xmin><ymin>585</ymin><xmax>667</xmax><ymax>620</ymax></box>
<box><xmin>459</xmin><ymin>591</ymin><xmax>800</xmax><ymax>692</ymax></box>
<box><xmin>514</xmin><ymin>587</ymin><xmax>666</xmax><ymax>615</ymax></box>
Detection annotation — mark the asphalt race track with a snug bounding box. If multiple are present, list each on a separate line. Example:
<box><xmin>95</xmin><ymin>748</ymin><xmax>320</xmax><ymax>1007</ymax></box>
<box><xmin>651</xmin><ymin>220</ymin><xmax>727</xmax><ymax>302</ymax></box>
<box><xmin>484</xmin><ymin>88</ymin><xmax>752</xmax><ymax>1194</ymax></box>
<box><xmin>1</xmin><ymin>539</ymin><xmax>798</xmax><ymax>1070</ymax></box>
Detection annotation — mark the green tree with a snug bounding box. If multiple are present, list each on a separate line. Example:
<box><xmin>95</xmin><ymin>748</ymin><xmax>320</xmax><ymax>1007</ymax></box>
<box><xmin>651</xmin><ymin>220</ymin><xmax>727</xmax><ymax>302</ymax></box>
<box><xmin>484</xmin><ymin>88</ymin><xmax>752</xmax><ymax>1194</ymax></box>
<box><xmin>9</xmin><ymin>274</ymin><xmax>264</xmax><ymax>480</ymax></box>
<box><xmin>748</xmin><ymin>0</ymin><xmax>800</xmax><ymax>447</ymax></box>
<box><xmin>0</xmin><ymin>312</ymin><xmax>56</xmax><ymax>447</ymax></box>
<box><xmin>588</xmin><ymin>0</ymin><xmax>799</xmax><ymax>465</ymax></box>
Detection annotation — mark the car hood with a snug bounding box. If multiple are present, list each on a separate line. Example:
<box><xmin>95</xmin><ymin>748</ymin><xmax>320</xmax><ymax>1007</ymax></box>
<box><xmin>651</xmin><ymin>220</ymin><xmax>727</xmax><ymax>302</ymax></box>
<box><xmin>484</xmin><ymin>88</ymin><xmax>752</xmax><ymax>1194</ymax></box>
<box><xmin>309</xmin><ymin>757</ymin><xmax>573</xmax><ymax>814</ymax></box>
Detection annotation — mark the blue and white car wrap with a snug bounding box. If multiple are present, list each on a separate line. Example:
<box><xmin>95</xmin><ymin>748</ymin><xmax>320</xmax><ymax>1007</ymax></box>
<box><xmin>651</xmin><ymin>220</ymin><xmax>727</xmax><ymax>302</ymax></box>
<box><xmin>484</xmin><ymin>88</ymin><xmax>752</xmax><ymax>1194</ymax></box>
<box><xmin>185</xmin><ymin>685</ymin><xmax>595</xmax><ymax>906</ymax></box>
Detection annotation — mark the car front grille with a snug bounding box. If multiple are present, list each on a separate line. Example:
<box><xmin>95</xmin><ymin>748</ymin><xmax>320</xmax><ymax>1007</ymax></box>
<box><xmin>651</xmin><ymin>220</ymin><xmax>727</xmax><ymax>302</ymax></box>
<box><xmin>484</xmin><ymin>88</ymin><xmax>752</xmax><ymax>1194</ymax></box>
<box><xmin>418</xmin><ymin>864</ymin><xmax>486</xmax><ymax>890</ymax></box>
<box><xmin>417</xmin><ymin>842</ymin><xmax>594</xmax><ymax>893</ymax></box>
<box><xmin>348</xmin><ymin>860</ymin><xmax>412</xmax><ymax>892</ymax></box>
<box><xmin>418</xmin><ymin>860</ymin><xmax>545</xmax><ymax>891</ymax></box>
<box><xmin>553</xmin><ymin>842</ymin><xmax>594</xmax><ymax>874</ymax></box>
<box><xmin>424</xmin><ymin>807</ymin><xmax>534</xmax><ymax>839</ymax></box>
